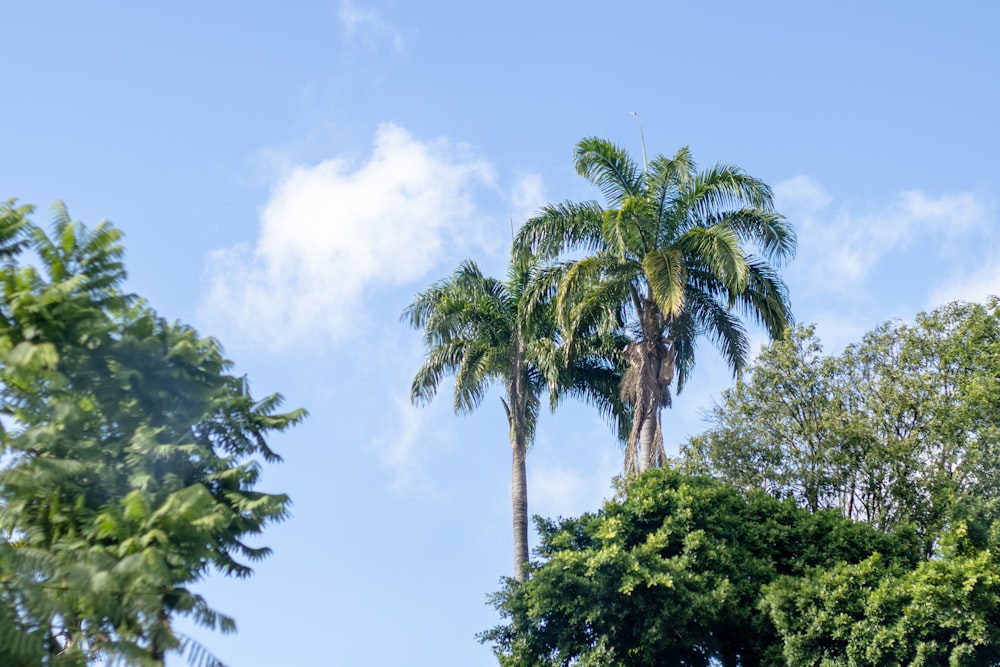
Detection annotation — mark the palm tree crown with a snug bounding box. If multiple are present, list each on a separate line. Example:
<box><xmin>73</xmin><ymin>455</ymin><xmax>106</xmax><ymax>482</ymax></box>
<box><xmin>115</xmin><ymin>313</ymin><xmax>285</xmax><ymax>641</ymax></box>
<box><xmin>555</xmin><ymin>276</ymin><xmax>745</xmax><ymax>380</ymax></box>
<box><xmin>516</xmin><ymin>137</ymin><xmax>796</xmax><ymax>473</ymax></box>
<box><xmin>404</xmin><ymin>255</ymin><xmax>623</xmax><ymax>581</ymax></box>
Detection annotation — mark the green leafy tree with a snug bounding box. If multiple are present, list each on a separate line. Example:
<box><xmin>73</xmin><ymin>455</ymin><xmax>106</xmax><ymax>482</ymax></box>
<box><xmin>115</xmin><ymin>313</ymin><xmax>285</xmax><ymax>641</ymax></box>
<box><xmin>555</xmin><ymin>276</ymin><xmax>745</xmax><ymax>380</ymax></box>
<box><xmin>764</xmin><ymin>519</ymin><xmax>1000</xmax><ymax>666</ymax></box>
<box><xmin>684</xmin><ymin>302</ymin><xmax>1000</xmax><ymax>552</ymax></box>
<box><xmin>0</xmin><ymin>201</ymin><xmax>306</xmax><ymax>666</ymax></box>
<box><xmin>405</xmin><ymin>256</ymin><xmax>624</xmax><ymax>582</ymax></box>
<box><xmin>682</xmin><ymin>325</ymin><xmax>854</xmax><ymax>514</ymax></box>
<box><xmin>482</xmin><ymin>467</ymin><xmax>918</xmax><ymax>667</ymax></box>
<box><xmin>516</xmin><ymin>138</ymin><xmax>795</xmax><ymax>474</ymax></box>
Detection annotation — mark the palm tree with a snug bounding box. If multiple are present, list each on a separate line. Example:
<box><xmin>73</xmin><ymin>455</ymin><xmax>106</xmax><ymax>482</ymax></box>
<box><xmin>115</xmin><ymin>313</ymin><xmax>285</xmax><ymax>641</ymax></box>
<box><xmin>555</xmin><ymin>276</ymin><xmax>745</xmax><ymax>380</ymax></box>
<box><xmin>516</xmin><ymin>137</ymin><xmax>795</xmax><ymax>474</ymax></box>
<box><xmin>404</xmin><ymin>255</ymin><xmax>623</xmax><ymax>582</ymax></box>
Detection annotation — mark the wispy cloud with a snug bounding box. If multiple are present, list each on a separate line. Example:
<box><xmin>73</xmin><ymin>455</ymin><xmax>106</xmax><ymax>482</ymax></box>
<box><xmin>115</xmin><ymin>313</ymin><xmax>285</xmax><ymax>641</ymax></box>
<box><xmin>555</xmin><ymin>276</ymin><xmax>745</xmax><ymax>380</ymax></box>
<box><xmin>510</xmin><ymin>173</ymin><xmax>546</xmax><ymax>225</ymax></box>
<box><xmin>201</xmin><ymin>123</ymin><xmax>496</xmax><ymax>350</ymax></box>
<box><xmin>776</xmin><ymin>176</ymin><xmax>988</xmax><ymax>293</ymax></box>
<box><xmin>338</xmin><ymin>0</ymin><xmax>405</xmax><ymax>53</ymax></box>
<box><xmin>774</xmin><ymin>174</ymin><xmax>833</xmax><ymax>212</ymax></box>
<box><xmin>370</xmin><ymin>392</ymin><xmax>450</xmax><ymax>495</ymax></box>
<box><xmin>929</xmin><ymin>252</ymin><xmax>1000</xmax><ymax>307</ymax></box>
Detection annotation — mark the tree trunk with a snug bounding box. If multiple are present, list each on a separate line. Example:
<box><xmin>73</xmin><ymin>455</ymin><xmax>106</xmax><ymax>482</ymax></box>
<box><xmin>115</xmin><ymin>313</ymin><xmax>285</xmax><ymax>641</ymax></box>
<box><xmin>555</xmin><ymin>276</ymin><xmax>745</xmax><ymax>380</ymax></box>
<box><xmin>639</xmin><ymin>408</ymin><xmax>658</xmax><ymax>472</ymax></box>
<box><xmin>507</xmin><ymin>341</ymin><xmax>530</xmax><ymax>583</ymax></box>
<box><xmin>623</xmin><ymin>299</ymin><xmax>672</xmax><ymax>475</ymax></box>
<box><xmin>511</xmin><ymin>430</ymin><xmax>529</xmax><ymax>582</ymax></box>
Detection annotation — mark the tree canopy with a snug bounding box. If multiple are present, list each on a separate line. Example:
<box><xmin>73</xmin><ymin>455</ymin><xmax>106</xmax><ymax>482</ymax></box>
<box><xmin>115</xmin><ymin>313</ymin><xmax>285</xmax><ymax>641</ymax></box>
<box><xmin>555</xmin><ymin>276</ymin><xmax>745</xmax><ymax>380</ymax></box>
<box><xmin>683</xmin><ymin>300</ymin><xmax>1000</xmax><ymax>554</ymax></box>
<box><xmin>763</xmin><ymin>527</ymin><xmax>1000</xmax><ymax>667</ymax></box>
<box><xmin>482</xmin><ymin>467</ymin><xmax>920</xmax><ymax>667</ymax></box>
<box><xmin>0</xmin><ymin>201</ymin><xmax>305</xmax><ymax>666</ymax></box>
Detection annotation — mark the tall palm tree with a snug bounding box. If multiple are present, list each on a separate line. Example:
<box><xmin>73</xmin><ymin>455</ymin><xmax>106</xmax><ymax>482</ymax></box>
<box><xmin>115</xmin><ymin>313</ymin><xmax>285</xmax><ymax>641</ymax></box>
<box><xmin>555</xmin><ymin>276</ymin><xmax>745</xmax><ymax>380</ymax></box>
<box><xmin>404</xmin><ymin>255</ymin><xmax>623</xmax><ymax>582</ymax></box>
<box><xmin>516</xmin><ymin>137</ymin><xmax>795</xmax><ymax>474</ymax></box>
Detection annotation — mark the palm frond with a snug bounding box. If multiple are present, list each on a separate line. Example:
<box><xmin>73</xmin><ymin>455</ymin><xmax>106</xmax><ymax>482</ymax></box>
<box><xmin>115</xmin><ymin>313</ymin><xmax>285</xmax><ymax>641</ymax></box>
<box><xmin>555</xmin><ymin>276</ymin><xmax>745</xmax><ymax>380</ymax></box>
<box><xmin>521</xmin><ymin>262</ymin><xmax>567</xmax><ymax>318</ymax></box>
<box><xmin>730</xmin><ymin>256</ymin><xmax>794</xmax><ymax>338</ymax></box>
<box><xmin>453</xmin><ymin>343</ymin><xmax>496</xmax><ymax>414</ymax></box>
<box><xmin>451</xmin><ymin>258</ymin><xmax>489</xmax><ymax>292</ymax></box>
<box><xmin>709</xmin><ymin>208</ymin><xmax>796</xmax><ymax>266</ymax></box>
<box><xmin>650</xmin><ymin>146</ymin><xmax>696</xmax><ymax>186</ymax></box>
<box><xmin>410</xmin><ymin>341</ymin><xmax>467</xmax><ymax>405</ymax></box>
<box><xmin>683</xmin><ymin>288</ymin><xmax>751</xmax><ymax>378</ymax></box>
<box><xmin>574</xmin><ymin>137</ymin><xmax>644</xmax><ymax>207</ymax></box>
<box><xmin>566</xmin><ymin>263</ymin><xmax>636</xmax><ymax>346</ymax></box>
<box><xmin>556</xmin><ymin>254</ymin><xmax>634</xmax><ymax>344</ymax></box>
<box><xmin>514</xmin><ymin>200</ymin><xmax>605</xmax><ymax>261</ymax></box>
<box><xmin>669</xmin><ymin>314</ymin><xmax>699</xmax><ymax>394</ymax></box>
<box><xmin>559</xmin><ymin>361</ymin><xmax>631</xmax><ymax>445</ymax></box>
<box><xmin>177</xmin><ymin>634</ymin><xmax>229</xmax><ymax>667</ymax></box>
<box><xmin>675</xmin><ymin>224</ymin><xmax>749</xmax><ymax>292</ymax></box>
<box><xmin>648</xmin><ymin>146</ymin><xmax>695</xmax><ymax>232</ymax></box>
<box><xmin>642</xmin><ymin>249</ymin><xmax>687</xmax><ymax>319</ymax></box>
<box><xmin>522</xmin><ymin>385</ymin><xmax>541</xmax><ymax>447</ymax></box>
<box><xmin>674</xmin><ymin>165</ymin><xmax>774</xmax><ymax>234</ymax></box>
<box><xmin>603</xmin><ymin>198</ymin><xmax>654</xmax><ymax>258</ymax></box>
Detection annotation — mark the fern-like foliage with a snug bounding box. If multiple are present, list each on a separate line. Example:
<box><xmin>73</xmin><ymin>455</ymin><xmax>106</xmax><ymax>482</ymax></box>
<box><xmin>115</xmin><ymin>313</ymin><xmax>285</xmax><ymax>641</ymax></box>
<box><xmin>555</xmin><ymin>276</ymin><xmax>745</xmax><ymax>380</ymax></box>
<box><xmin>0</xmin><ymin>201</ymin><xmax>305</xmax><ymax>665</ymax></box>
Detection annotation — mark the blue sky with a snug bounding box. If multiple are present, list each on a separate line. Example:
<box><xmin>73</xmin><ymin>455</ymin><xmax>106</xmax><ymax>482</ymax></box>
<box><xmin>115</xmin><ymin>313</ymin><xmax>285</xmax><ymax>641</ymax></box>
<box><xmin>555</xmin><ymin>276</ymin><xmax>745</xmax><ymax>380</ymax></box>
<box><xmin>3</xmin><ymin>2</ymin><xmax>998</xmax><ymax>665</ymax></box>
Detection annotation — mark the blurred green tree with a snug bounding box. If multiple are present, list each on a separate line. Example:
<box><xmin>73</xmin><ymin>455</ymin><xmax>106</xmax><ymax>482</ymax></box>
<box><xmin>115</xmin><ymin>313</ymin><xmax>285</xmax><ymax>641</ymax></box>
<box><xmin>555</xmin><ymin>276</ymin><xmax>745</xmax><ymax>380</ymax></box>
<box><xmin>0</xmin><ymin>201</ymin><xmax>305</xmax><ymax>666</ymax></box>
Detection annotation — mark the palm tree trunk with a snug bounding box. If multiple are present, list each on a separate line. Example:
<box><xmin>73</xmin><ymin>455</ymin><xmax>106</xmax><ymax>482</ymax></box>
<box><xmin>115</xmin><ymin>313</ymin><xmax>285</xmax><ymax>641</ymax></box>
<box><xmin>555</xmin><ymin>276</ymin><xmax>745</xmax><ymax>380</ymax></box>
<box><xmin>507</xmin><ymin>347</ymin><xmax>530</xmax><ymax>583</ymax></box>
<box><xmin>511</xmin><ymin>430</ymin><xmax>529</xmax><ymax>582</ymax></box>
<box><xmin>626</xmin><ymin>300</ymin><xmax>670</xmax><ymax>474</ymax></box>
<box><xmin>639</xmin><ymin>408</ymin><xmax>658</xmax><ymax>472</ymax></box>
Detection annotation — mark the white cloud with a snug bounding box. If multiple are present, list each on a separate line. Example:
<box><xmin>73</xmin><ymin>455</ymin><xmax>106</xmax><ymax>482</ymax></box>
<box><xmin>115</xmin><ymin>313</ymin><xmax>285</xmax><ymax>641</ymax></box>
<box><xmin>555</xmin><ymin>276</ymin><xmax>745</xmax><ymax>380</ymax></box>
<box><xmin>774</xmin><ymin>175</ymin><xmax>832</xmax><ymax>212</ymax></box>
<box><xmin>370</xmin><ymin>392</ymin><xmax>448</xmax><ymax>494</ymax></box>
<box><xmin>928</xmin><ymin>254</ymin><xmax>1000</xmax><ymax>307</ymax></box>
<box><xmin>365</xmin><ymin>335</ymin><xmax>464</xmax><ymax>495</ymax></box>
<box><xmin>338</xmin><ymin>0</ymin><xmax>405</xmax><ymax>53</ymax></box>
<box><xmin>776</xmin><ymin>176</ymin><xmax>989</xmax><ymax>293</ymax></box>
<box><xmin>201</xmin><ymin>123</ymin><xmax>496</xmax><ymax>350</ymax></box>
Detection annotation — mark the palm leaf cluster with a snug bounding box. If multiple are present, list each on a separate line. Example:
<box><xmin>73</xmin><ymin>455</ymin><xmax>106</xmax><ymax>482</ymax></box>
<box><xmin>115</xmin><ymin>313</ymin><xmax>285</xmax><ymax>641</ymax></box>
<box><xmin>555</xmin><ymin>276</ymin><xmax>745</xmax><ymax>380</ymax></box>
<box><xmin>404</xmin><ymin>255</ymin><xmax>625</xmax><ymax>581</ymax></box>
<box><xmin>0</xmin><ymin>201</ymin><xmax>305</xmax><ymax>666</ymax></box>
<box><xmin>516</xmin><ymin>138</ymin><xmax>795</xmax><ymax>473</ymax></box>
